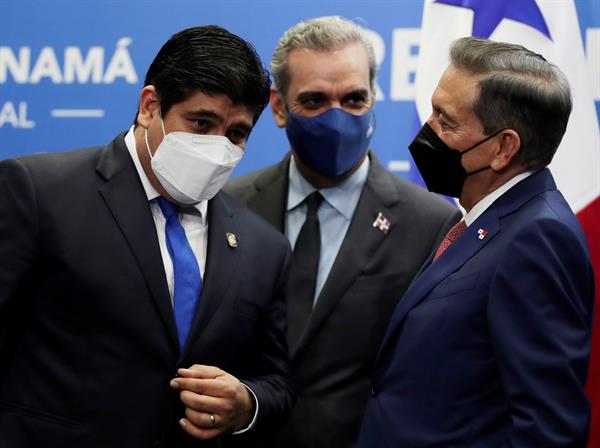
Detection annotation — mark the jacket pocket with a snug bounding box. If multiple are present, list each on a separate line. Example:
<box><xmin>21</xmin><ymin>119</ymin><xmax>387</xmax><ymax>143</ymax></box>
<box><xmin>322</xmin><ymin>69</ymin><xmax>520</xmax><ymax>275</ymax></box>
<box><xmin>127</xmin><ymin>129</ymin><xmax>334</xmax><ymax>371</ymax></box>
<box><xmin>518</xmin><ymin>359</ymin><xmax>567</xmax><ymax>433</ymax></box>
<box><xmin>426</xmin><ymin>272</ymin><xmax>480</xmax><ymax>301</ymax></box>
<box><xmin>0</xmin><ymin>401</ymin><xmax>81</xmax><ymax>429</ymax></box>
<box><xmin>233</xmin><ymin>297</ymin><xmax>266</xmax><ymax>319</ymax></box>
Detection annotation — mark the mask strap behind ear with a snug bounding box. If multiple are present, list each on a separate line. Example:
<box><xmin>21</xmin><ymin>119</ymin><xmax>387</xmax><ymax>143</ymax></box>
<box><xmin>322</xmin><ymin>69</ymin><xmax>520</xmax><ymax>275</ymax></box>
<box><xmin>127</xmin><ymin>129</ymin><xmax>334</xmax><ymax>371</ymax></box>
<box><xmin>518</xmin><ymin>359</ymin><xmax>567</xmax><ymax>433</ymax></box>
<box><xmin>465</xmin><ymin>165</ymin><xmax>492</xmax><ymax>176</ymax></box>
<box><xmin>159</xmin><ymin>110</ymin><xmax>166</xmax><ymax>137</ymax></box>
<box><xmin>144</xmin><ymin>128</ymin><xmax>154</xmax><ymax>160</ymax></box>
<box><xmin>145</xmin><ymin>109</ymin><xmax>166</xmax><ymax>160</ymax></box>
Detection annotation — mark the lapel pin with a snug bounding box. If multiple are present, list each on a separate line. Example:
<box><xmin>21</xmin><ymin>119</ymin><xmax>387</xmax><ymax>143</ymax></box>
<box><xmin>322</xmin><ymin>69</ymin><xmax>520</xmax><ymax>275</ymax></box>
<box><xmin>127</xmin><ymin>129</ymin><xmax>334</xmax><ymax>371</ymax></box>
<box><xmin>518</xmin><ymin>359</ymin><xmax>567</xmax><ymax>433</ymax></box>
<box><xmin>372</xmin><ymin>212</ymin><xmax>391</xmax><ymax>234</ymax></box>
<box><xmin>477</xmin><ymin>228</ymin><xmax>488</xmax><ymax>240</ymax></box>
<box><xmin>226</xmin><ymin>232</ymin><xmax>238</xmax><ymax>248</ymax></box>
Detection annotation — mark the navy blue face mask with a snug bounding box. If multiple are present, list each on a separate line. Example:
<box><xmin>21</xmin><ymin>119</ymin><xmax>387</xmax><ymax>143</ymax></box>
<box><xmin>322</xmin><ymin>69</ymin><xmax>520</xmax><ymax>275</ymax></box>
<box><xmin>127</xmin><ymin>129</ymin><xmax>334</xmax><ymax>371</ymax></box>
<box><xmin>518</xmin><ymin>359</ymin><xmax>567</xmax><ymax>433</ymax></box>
<box><xmin>408</xmin><ymin>122</ymin><xmax>502</xmax><ymax>198</ymax></box>
<box><xmin>285</xmin><ymin>108</ymin><xmax>375</xmax><ymax>178</ymax></box>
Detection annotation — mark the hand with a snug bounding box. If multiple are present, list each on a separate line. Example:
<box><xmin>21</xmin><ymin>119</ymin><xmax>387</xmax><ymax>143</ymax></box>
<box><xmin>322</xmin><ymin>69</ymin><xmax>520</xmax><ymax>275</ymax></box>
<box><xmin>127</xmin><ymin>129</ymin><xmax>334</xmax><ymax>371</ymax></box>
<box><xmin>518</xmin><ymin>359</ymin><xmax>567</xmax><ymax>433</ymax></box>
<box><xmin>170</xmin><ymin>364</ymin><xmax>254</xmax><ymax>440</ymax></box>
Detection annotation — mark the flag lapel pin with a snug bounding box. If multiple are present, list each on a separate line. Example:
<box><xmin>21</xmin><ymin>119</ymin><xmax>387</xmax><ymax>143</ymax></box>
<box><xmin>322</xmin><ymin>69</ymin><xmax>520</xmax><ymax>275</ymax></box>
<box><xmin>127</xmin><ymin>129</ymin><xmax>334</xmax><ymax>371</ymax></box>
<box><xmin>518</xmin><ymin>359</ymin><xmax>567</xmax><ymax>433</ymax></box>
<box><xmin>477</xmin><ymin>228</ymin><xmax>488</xmax><ymax>240</ymax></box>
<box><xmin>372</xmin><ymin>212</ymin><xmax>391</xmax><ymax>234</ymax></box>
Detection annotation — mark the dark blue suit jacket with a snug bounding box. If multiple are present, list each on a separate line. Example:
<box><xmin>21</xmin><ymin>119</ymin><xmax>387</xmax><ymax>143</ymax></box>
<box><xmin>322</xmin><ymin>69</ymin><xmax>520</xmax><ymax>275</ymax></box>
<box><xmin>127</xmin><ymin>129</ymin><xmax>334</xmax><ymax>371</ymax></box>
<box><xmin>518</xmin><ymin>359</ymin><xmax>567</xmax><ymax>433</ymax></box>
<box><xmin>356</xmin><ymin>169</ymin><xmax>594</xmax><ymax>447</ymax></box>
<box><xmin>0</xmin><ymin>134</ymin><xmax>294</xmax><ymax>447</ymax></box>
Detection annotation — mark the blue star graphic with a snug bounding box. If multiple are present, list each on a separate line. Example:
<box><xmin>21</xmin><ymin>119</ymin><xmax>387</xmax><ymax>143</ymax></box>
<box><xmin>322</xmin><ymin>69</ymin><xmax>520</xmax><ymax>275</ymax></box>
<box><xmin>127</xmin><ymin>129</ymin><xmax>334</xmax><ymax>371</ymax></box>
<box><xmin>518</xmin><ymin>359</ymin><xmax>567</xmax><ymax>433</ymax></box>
<box><xmin>435</xmin><ymin>0</ymin><xmax>552</xmax><ymax>40</ymax></box>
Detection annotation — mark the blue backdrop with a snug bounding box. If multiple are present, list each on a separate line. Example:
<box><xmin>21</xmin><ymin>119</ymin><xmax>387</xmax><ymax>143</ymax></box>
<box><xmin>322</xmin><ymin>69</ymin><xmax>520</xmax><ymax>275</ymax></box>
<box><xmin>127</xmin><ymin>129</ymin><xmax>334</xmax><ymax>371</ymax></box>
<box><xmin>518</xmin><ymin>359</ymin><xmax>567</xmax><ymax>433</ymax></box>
<box><xmin>1</xmin><ymin>0</ymin><xmax>599</xmax><ymax>178</ymax></box>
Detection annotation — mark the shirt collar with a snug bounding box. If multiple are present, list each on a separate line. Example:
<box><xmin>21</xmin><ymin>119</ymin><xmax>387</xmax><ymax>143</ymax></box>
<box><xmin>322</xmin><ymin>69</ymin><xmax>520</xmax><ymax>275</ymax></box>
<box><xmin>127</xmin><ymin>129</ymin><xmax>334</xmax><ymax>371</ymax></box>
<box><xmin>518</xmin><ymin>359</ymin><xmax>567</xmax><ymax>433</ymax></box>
<box><xmin>464</xmin><ymin>171</ymin><xmax>533</xmax><ymax>226</ymax></box>
<box><xmin>287</xmin><ymin>154</ymin><xmax>370</xmax><ymax>220</ymax></box>
<box><xmin>124</xmin><ymin>126</ymin><xmax>208</xmax><ymax>224</ymax></box>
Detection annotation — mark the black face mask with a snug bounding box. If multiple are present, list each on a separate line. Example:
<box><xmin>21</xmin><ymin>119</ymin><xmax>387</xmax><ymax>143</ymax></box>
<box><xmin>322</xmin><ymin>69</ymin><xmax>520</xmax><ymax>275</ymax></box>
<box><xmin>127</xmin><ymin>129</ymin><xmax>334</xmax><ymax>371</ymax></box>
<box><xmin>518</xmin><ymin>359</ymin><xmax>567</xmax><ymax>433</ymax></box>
<box><xmin>408</xmin><ymin>123</ymin><xmax>502</xmax><ymax>198</ymax></box>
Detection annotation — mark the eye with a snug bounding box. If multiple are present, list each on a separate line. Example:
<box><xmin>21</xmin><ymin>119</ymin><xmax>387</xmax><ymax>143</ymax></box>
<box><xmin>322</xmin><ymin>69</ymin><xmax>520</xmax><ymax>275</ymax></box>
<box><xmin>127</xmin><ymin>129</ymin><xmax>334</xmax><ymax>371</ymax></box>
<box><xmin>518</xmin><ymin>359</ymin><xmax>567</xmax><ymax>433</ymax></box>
<box><xmin>226</xmin><ymin>129</ymin><xmax>249</xmax><ymax>146</ymax></box>
<box><xmin>194</xmin><ymin>118</ymin><xmax>213</xmax><ymax>133</ymax></box>
<box><xmin>344</xmin><ymin>93</ymin><xmax>368</xmax><ymax>109</ymax></box>
<box><xmin>300</xmin><ymin>97</ymin><xmax>324</xmax><ymax>110</ymax></box>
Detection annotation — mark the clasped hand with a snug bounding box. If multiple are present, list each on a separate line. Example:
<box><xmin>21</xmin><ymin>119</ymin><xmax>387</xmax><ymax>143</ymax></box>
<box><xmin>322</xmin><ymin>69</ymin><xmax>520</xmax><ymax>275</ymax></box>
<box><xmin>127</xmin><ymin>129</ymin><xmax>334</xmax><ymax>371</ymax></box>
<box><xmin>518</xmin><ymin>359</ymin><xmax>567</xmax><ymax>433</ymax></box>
<box><xmin>170</xmin><ymin>364</ymin><xmax>254</xmax><ymax>440</ymax></box>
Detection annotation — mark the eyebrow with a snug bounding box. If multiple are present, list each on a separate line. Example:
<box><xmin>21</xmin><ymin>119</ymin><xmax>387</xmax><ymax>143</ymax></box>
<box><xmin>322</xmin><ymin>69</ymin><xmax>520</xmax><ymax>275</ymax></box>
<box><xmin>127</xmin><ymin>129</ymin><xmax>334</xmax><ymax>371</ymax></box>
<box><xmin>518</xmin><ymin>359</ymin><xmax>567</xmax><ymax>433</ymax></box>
<box><xmin>186</xmin><ymin>109</ymin><xmax>224</xmax><ymax>123</ymax></box>
<box><xmin>187</xmin><ymin>108</ymin><xmax>253</xmax><ymax>134</ymax></box>
<box><xmin>341</xmin><ymin>88</ymin><xmax>370</xmax><ymax>100</ymax></box>
<box><xmin>296</xmin><ymin>88</ymin><xmax>370</xmax><ymax>102</ymax></box>
<box><xmin>296</xmin><ymin>91</ymin><xmax>328</xmax><ymax>102</ymax></box>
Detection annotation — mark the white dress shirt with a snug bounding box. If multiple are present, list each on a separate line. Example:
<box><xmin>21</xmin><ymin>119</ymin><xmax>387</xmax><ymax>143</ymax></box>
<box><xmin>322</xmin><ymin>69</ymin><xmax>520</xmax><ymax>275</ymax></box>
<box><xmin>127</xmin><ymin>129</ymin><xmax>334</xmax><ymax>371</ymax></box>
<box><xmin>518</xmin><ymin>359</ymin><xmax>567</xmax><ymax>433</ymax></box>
<box><xmin>286</xmin><ymin>154</ymin><xmax>369</xmax><ymax>304</ymax></box>
<box><xmin>124</xmin><ymin>127</ymin><xmax>257</xmax><ymax>433</ymax></box>
<box><xmin>124</xmin><ymin>127</ymin><xmax>207</xmax><ymax>300</ymax></box>
<box><xmin>463</xmin><ymin>171</ymin><xmax>533</xmax><ymax>226</ymax></box>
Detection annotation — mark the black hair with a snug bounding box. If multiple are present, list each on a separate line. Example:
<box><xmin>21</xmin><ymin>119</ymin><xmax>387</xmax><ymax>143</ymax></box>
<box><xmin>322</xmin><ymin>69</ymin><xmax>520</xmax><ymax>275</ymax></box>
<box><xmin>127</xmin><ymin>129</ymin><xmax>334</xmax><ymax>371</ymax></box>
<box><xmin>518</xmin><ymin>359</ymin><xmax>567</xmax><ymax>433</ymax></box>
<box><xmin>136</xmin><ymin>25</ymin><xmax>270</xmax><ymax>124</ymax></box>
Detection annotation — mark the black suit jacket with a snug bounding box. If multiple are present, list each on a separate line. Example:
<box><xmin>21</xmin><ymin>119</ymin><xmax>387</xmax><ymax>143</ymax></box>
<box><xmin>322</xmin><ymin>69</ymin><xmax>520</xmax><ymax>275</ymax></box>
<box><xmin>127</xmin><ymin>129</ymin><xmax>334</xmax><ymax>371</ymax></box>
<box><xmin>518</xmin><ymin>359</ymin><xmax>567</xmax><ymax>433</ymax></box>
<box><xmin>224</xmin><ymin>152</ymin><xmax>461</xmax><ymax>447</ymax></box>
<box><xmin>0</xmin><ymin>134</ymin><xmax>294</xmax><ymax>448</ymax></box>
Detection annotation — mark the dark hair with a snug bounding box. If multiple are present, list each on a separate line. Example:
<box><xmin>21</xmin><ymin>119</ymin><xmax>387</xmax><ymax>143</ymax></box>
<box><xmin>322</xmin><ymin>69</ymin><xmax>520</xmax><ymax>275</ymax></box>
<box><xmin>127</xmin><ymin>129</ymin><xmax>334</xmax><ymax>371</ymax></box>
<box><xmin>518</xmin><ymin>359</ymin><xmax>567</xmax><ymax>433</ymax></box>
<box><xmin>136</xmin><ymin>25</ymin><xmax>270</xmax><ymax>124</ymax></box>
<box><xmin>450</xmin><ymin>37</ymin><xmax>572</xmax><ymax>171</ymax></box>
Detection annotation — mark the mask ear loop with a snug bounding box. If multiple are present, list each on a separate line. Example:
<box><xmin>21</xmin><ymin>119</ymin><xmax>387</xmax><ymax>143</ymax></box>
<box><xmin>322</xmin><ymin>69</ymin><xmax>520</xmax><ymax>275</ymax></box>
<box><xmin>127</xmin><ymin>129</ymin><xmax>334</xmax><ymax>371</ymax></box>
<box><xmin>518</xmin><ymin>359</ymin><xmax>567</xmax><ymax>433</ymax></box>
<box><xmin>144</xmin><ymin>110</ymin><xmax>166</xmax><ymax>160</ymax></box>
<box><xmin>461</xmin><ymin>128</ymin><xmax>505</xmax><ymax>176</ymax></box>
<box><xmin>159</xmin><ymin>110</ymin><xmax>166</xmax><ymax>137</ymax></box>
<box><xmin>460</xmin><ymin>128</ymin><xmax>504</xmax><ymax>156</ymax></box>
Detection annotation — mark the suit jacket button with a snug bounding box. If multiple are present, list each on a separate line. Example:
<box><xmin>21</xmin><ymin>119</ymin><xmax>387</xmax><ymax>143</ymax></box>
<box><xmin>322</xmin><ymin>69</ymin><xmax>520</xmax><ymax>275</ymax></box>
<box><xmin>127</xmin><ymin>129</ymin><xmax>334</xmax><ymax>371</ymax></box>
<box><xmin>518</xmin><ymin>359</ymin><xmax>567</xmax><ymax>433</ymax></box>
<box><xmin>371</xmin><ymin>383</ymin><xmax>380</xmax><ymax>397</ymax></box>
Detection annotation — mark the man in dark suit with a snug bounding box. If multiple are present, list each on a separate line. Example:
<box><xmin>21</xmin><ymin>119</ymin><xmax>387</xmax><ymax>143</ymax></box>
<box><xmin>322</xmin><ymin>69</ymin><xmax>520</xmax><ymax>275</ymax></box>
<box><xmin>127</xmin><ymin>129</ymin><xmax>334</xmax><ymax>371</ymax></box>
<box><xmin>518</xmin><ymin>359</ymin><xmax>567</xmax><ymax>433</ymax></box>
<box><xmin>357</xmin><ymin>37</ymin><xmax>595</xmax><ymax>447</ymax></box>
<box><xmin>0</xmin><ymin>25</ymin><xmax>293</xmax><ymax>447</ymax></box>
<box><xmin>224</xmin><ymin>16</ymin><xmax>460</xmax><ymax>448</ymax></box>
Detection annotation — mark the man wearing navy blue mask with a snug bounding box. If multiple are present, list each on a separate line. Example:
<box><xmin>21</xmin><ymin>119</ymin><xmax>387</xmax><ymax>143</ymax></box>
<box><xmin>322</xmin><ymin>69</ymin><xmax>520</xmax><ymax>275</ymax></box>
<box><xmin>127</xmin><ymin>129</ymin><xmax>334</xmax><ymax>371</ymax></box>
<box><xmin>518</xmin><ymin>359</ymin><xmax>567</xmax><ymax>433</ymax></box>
<box><xmin>225</xmin><ymin>16</ymin><xmax>460</xmax><ymax>448</ymax></box>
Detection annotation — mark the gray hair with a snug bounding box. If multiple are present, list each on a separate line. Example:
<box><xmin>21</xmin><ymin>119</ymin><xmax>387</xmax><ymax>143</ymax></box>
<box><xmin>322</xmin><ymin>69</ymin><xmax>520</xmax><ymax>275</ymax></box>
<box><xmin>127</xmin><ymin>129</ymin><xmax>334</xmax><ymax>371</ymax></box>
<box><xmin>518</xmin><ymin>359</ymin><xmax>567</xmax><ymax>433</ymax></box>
<box><xmin>450</xmin><ymin>36</ymin><xmax>572</xmax><ymax>171</ymax></box>
<box><xmin>271</xmin><ymin>16</ymin><xmax>377</xmax><ymax>96</ymax></box>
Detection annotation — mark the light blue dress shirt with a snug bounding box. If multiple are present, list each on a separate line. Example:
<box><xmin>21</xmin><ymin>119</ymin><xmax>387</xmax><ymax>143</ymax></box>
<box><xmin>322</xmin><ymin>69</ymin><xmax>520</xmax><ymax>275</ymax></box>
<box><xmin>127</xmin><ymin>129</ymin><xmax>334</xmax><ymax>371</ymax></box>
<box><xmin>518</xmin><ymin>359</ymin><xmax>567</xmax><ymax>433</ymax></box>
<box><xmin>286</xmin><ymin>155</ymin><xmax>370</xmax><ymax>304</ymax></box>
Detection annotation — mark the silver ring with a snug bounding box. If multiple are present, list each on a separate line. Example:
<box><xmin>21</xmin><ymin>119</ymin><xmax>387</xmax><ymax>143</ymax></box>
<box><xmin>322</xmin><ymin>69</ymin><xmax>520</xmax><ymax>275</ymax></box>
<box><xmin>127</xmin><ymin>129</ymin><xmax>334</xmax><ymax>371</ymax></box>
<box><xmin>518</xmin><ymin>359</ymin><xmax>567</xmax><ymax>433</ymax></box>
<box><xmin>209</xmin><ymin>413</ymin><xmax>215</xmax><ymax>428</ymax></box>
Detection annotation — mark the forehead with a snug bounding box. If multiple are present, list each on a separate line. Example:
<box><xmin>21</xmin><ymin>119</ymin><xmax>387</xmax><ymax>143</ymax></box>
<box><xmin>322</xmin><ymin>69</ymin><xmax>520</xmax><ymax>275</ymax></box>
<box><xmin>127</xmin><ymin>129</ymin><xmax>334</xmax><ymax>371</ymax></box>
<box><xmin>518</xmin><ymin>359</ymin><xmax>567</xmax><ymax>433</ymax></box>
<box><xmin>432</xmin><ymin>65</ymin><xmax>482</xmax><ymax>122</ymax></box>
<box><xmin>285</xmin><ymin>42</ymin><xmax>370</xmax><ymax>95</ymax></box>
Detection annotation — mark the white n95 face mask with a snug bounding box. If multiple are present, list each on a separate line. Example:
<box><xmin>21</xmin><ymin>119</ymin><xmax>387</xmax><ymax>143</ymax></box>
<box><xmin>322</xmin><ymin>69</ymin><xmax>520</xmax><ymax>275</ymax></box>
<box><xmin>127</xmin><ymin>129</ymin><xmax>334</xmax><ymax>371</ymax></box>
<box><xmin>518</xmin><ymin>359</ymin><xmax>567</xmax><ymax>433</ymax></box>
<box><xmin>145</xmin><ymin>119</ymin><xmax>243</xmax><ymax>204</ymax></box>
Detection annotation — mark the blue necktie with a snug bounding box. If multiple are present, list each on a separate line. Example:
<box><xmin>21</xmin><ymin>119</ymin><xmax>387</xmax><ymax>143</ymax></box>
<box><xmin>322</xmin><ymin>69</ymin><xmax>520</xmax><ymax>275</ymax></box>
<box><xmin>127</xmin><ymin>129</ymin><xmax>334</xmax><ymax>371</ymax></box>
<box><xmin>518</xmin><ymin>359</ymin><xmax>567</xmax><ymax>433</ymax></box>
<box><xmin>157</xmin><ymin>197</ymin><xmax>202</xmax><ymax>349</ymax></box>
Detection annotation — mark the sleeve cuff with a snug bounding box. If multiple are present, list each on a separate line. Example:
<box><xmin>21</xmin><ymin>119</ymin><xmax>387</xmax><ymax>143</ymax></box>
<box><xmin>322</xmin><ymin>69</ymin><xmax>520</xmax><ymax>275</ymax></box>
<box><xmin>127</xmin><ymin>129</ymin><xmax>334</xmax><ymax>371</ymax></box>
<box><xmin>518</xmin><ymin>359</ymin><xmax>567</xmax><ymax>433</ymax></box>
<box><xmin>232</xmin><ymin>382</ymin><xmax>259</xmax><ymax>435</ymax></box>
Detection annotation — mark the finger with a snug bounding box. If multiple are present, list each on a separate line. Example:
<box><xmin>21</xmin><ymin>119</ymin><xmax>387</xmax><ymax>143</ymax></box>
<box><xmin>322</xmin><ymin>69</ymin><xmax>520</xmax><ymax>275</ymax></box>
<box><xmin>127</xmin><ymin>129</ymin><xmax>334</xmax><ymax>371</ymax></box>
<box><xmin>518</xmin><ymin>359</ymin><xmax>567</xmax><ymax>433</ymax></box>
<box><xmin>172</xmin><ymin>375</ymin><xmax>239</xmax><ymax>398</ymax></box>
<box><xmin>179</xmin><ymin>390</ymin><xmax>226</xmax><ymax>413</ymax></box>
<box><xmin>177</xmin><ymin>365</ymin><xmax>224</xmax><ymax>379</ymax></box>
<box><xmin>179</xmin><ymin>418</ymin><xmax>222</xmax><ymax>440</ymax></box>
<box><xmin>184</xmin><ymin>407</ymin><xmax>219</xmax><ymax>430</ymax></box>
<box><xmin>170</xmin><ymin>377</ymin><xmax>224</xmax><ymax>396</ymax></box>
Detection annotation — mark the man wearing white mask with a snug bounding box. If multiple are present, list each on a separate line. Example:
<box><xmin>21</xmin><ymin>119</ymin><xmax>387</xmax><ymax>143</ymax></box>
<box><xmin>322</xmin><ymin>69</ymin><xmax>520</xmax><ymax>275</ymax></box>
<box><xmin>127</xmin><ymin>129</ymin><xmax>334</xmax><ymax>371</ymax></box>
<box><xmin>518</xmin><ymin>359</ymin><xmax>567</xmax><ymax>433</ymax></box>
<box><xmin>0</xmin><ymin>25</ymin><xmax>293</xmax><ymax>447</ymax></box>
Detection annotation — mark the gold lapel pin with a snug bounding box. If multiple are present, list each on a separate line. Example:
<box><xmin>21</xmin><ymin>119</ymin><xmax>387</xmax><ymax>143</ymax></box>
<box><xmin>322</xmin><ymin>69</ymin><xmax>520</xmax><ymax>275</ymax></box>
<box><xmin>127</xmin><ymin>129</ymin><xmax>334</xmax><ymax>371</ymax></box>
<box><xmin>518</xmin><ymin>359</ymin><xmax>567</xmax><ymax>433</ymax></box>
<box><xmin>226</xmin><ymin>232</ymin><xmax>238</xmax><ymax>248</ymax></box>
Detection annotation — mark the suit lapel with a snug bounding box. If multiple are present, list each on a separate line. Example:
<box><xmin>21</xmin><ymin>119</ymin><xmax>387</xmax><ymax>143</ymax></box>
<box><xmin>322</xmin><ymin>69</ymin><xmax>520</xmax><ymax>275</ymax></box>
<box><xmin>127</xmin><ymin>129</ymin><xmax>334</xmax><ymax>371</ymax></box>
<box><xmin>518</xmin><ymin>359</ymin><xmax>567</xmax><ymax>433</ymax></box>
<box><xmin>391</xmin><ymin>210</ymin><xmax>498</xmax><ymax>336</ymax></box>
<box><xmin>181</xmin><ymin>193</ymin><xmax>241</xmax><ymax>356</ymax></box>
<box><xmin>97</xmin><ymin>134</ymin><xmax>178</xmax><ymax>350</ymax></box>
<box><xmin>246</xmin><ymin>156</ymin><xmax>289</xmax><ymax>231</ymax></box>
<box><xmin>374</xmin><ymin>168</ymin><xmax>557</xmax><ymax>363</ymax></box>
<box><xmin>291</xmin><ymin>154</ymin><xmax>400</xmax><ymax>356</ymax></box>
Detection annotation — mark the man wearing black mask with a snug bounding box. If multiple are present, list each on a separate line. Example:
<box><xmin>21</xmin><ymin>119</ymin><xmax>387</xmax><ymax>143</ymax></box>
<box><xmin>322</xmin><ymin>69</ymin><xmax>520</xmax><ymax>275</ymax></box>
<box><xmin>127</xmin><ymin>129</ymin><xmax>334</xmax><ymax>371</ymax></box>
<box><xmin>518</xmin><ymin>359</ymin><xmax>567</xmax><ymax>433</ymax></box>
<box><xmin>225</xmin><ymin>16</ymin><xmax>460</xmax><ymax>448</ymax></box>
<box><xmin>357</xmin><ymin>37</ymin><xmax>594</xmax><ymax>447</ymax></box>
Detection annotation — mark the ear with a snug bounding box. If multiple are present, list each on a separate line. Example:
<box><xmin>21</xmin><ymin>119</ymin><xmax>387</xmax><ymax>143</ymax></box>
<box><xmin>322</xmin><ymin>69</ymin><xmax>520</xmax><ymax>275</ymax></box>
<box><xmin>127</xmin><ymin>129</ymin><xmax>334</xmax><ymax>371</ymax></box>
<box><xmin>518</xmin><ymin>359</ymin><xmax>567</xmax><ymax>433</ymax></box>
<box><xmin>490</xmin><ymin>129</ymin><xmax>521</xmax><ymax>171</ymax></box>
<box><xmin>136</xmin><ymin>85</ymin><xmax>161</xmax><ymax>128</ymax></box>
<box><xmin>269</xmin><ymin>88</ymin><xmax>288</xmax><ymax>128</ymax></box>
